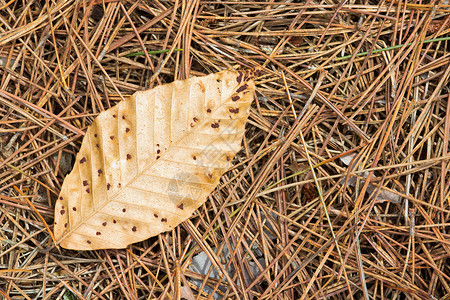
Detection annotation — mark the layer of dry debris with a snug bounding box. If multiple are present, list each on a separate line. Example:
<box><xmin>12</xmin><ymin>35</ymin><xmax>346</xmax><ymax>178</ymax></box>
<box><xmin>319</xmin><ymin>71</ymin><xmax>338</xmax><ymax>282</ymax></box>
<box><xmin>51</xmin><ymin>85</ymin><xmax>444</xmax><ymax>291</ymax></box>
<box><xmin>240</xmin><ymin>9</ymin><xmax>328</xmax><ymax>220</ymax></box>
<box><xmin>1</xmin><ymin>1</ymin><xmax>449</xmax><ymax>299</ymax></box>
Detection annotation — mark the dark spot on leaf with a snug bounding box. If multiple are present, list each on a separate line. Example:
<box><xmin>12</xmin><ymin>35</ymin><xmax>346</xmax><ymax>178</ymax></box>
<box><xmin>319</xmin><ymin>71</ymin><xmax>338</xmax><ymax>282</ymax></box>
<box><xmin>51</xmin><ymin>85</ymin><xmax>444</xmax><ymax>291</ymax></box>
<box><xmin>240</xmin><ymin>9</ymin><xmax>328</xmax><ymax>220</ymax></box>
<box><xmin>122</xmin><ymin>115</ymin><xmax>125</xmax><ymax>120</ymax></box>
<box><xmin>80</xmin><ymin>157</ymin><xmax>86</xmax><ymax>164</ymax></box>
<box><xmin>211</xmin><ymin>123</ymin><xmax>219</xmax><ymax>128</ymax></box>
<box><xmin>161</xmin><ymin>218</ymin><xmax>167</xmax><ymax>222</ymax></box>
<box><xmin>107</xmin><ymin>183</ymin><xmax>111</xmax><ymax>190</ymax></box>
<box><xmin>216</xmin><ymin>79</ymin><xmax>221</xmax><ymax>83</ymax></box>
<box><xmin>193</xmin><ymin>156</ymin><xmax>196</xmax><ymax>160</ymax></box>
<box><xmin>98</xmin><ymin>169</ymin><xmax>102</xmax><ymax>176</ymax></box>
<box><xmin>156</xmin><ymin>156</ymin><xmax>160</xmax><ymax>159</ymax></box>
<box><xmin>237</xmin><ymin>71</ymin><xmax>243</xmax><ymax>83</ymax></box>
<box><xmin>64</xmin><ymin>223</ymin><xmax>68</xmax><ymax>228</ymax></box>
<box><xmin>190</xmin><ymin>123</ymin><xmax>194</xmax><ymax>127</ymax></box>
<box><xmin>112</xmin><ymin>114</ymin><xmax>116</xmax><ymax>118</ymax></box>
<box><xmin>59</xmin><ymin>196</ymin><xmax>63</xmax><ymax>200</ymax></box>
<box><xmin>126</xmin><ymin>154</ymin><xmax>131</xmax><ymax>160</ymax></box>
<box><xmin>122</xmin><ymin>208</ymin><xmax>126</xmax><ymax>212</ymax></box>
<box><xmin>132</xmin><ymin>226</ymin><xmax>137</xmax><ymax>232</ymax></box>
<box><xmin>208</xmin><ymin>173</ymin><xmax>213</xmax><ymax>178</ymax></box>
<box><xmin>207</xmin><ymin>108</ymin><xmax>211</xmax><ymax>113</ymax></box>
<box><xmin>60</xmin><ymin>210</ymin><xmax>65</xmax><ymax>215</ymax></box>
<box><xmin>72</xmin><ymin>207</ymin><xmax>77</xmax><ymax>211</ymax></box>
<box><xmin>126</xmin><ymin>128</ymin><xmax>130</xmax><ymax>133</ymax></box>
<box><xmin>96</xmin><ymin>144</ymin><xmax>99</xmax><ymax>148</ymax></box>
<box><xmin>193</xmin><ymin>117</ymin><xmax>199</xmax><ymax>122</ymax></box>
<box><xmin>236</xmin><ymin>84</ymin><xmax>248</xmax><ymax>93</ymax></box>
<box><xmin>83</xmin><ymin>180</ymin><xmax>88</xmax><ymax>186</ymax></box>
<box><xmin>86</xmin><ymin>188</ymin><xmax>90</xmax><ymax>193</ymax></box>
<box><xmin>102</xmin><ymin>222</ymin><xmax>107</xmax><ymax>226</ymax></box>
<box><xmin>94</xmin><ymin>134</ymin><xmax>97</xmax><ymax>137</ymax></box>
<box><xmin>62</xmin><ymin>205</ymin><xmax>64</xmax><ymax>209</ymax></box>
<box><xmin>231</xmin><ymin>95</ymin><xmax>240</xmax><ymax>102</ymax></box>
<box><xmin>118</xmin><ymin>183</ymin><xmax>121</xmax><ymax>188</ymax></box>
<box><xmin>110</xmin><ymin>135</ymin><xmax>114</xmax><ymax>140</ymax></box>
<box><xmin>87</xmin><ymin>240</ymin><xmax>91</xmax><ymax>244</ymax></box>
<box><xmin>156</xmin><ymin>143</ymin><xmax>160</xmax><ymax>147</ymax></box>
<box><xmin>227</xmin><ymin>156</ymin><xmax>231</xmax><ymax>161</ymax></box>
<box><xmin>96</xmin><ymin>231</ymin><xmax>101</xmax><ymax>235</ymax></box>
<box><xmin>154</xmin><ymin>213</ymin><xmax>158</xmax><ymax>218</ymax></box>
<box><xmin>157</xmin><ymin>149</ymin><xmax>160</xmax><ymax>154</ymax></box>
<box><xmin>177</xmin><ymin>203</ymin><xmax>184</xmax><ymax>210</ymax></box>
<box><xmin>113</xmin><ymin>220</ymin><xmax>117</xmax><ymax>223</ymax></box>
<box><xmin>229</xmin><ymin>108</ymin><xmax>239</xmax><ymax>114</ymax></box>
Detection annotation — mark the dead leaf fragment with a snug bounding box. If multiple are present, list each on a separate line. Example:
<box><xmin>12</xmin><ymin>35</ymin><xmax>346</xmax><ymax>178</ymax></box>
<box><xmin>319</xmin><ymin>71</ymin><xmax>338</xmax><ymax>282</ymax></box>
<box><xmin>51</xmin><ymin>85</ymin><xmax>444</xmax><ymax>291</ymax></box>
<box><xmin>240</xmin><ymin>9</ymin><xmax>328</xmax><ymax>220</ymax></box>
<box><xmin>54</xmin><ymin>69</ymin><xmax>255</xmax><ymax>250</ymax></box>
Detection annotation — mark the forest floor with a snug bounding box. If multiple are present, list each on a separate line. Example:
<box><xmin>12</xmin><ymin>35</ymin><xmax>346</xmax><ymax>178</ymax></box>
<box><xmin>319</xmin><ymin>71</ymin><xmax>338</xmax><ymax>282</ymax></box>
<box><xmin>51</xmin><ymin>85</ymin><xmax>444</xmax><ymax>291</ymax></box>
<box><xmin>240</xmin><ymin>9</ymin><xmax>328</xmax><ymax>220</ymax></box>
<box><xmin>1</xmin><ymin>1</ymin><xmax>450</xmax><ymax>299</ymax></box>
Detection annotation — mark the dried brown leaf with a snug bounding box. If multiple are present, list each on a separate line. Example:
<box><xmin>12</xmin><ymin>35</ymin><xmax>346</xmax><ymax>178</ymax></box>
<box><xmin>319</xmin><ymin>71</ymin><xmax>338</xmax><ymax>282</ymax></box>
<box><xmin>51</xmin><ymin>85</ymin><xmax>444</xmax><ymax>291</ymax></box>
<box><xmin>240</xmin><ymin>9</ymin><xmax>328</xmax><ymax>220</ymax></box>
<box><xmin>54</xmin><ymin>70</ymin><xmax>255</xmax><ymax>250</ymax></box>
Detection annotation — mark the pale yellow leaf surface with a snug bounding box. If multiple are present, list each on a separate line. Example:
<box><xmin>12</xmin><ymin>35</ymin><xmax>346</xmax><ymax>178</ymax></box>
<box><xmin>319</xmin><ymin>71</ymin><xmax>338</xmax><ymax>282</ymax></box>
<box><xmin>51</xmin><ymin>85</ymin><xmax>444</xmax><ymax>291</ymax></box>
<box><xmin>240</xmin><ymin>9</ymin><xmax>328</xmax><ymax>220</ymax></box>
<box><xmin>54</xmin><ymin>69</ymin><xmax>256</xmax><ymax>250</ymax></box>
